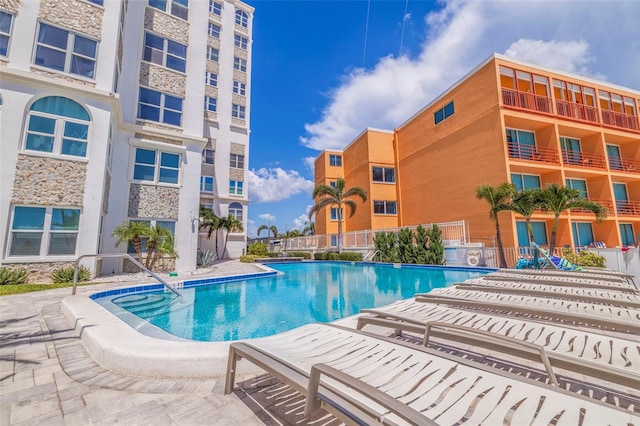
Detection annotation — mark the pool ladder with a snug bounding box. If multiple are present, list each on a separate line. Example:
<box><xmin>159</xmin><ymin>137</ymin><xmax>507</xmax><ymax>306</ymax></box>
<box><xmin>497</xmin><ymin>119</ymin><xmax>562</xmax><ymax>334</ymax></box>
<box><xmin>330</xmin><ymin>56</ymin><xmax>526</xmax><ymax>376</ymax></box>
<box><xmin>71</xmin><ymin>253</ymin><xmax>182</xmax><ymax>299</ymax></box>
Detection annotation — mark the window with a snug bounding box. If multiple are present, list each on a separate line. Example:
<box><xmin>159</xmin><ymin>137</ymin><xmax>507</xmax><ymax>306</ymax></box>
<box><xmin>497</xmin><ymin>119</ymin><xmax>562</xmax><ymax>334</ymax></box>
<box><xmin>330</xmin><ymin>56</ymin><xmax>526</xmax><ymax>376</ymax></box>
<box><xmin>373</xmin><ymin>201</ymin><xmax>397</xmax><ymax>215</ymax></box>
<box><xmin>516</xmin><ymin>221</ymin><xmax>547</xmax><ymax>246</ymax></box>
<box><xmin>560</xmin><ymin>136</ymin><xmax>582</xmax><ymax>165</ymax></box>
<box><xmin>142</xmin><ymin>32</ymin><xmax>187</xmax><ymax>73</ymax></box>
<box><xmin>329</xmin><ymin>181</ymin><xmax>336</xmax><ymax>188</ymax></box>
<box><xmin>202</xmin><ymin>202</ymin><xmax>213</xmax><ymax>211</ymax></box>
<box><xmin>372</xmin><ymin>166</ymin><xmax>395</xmax><ymax>183</ymax></box>
<box><xmin>137</xmin><ymin>87</ymin><xmax>183</xmax><ymax>126</ymax></box>
<box><xmin>202</xmin><ymin>149</ymin><xmax>214</xmax><ymax>164</ymax></box>
<box><xmin>209</xmin><ymin>0</ymin><xmax>222</xmax><ymax>15</ymax></box>
<box><xmin>207</xmin><ymin>47</ymin><xmax>219</xmax><ymax>62</ymax></box>
<box><xmin>205</xmin><ymin>71</ymin><xmax>218</xmax><ymax>86</ymax></box>
<box><xmin>620</xmin><ymin>223</ymin><xmax>636</xmax><ymax>246</ymax></box>
<box><xmin>330</xmin><ymin>208</ymin><xmax>343</xmax><ymax>221</ymax></box>
<box><xmin>233</xmin><ymin>80</ymin><xmax>246</xmax><ymax>95</ymax></box>
<box><xmin>208</xmin><ymin>23</ymin><xmax>221</xmax><ymax>38</ymax></box>
<box><xmin>133</xmin><ymin>148</ymin><xmax>180</xmax><ymax>184</ymax></box>
<box><xmin>511</xmin><ymin>173</ymin><xmax>541</xmax><ymax>191</ymax></box>
<box><xmin>0</xmin><ymin>11</ymin><xmax>14</xmax><ymax>57</ymax></box>
<box><xmin>571</xmin><ymin>222</ymin><xmax>594</xmax><ymax>247</ymax></box>
<box><xmin>235</xmin><ymin>9</ymin><xmax>248</xmax><ymax>27</ymax></box>
<box><xmin>127</xmin><ymin>219</ymin><xmax>175</xmax><ymax>253</ymax></box>
<box><xmin>24</xmin><ymin>96</ymin><xmax>91</xmax><ymax>157</ymax></box>
<box><xmin>200</xmin><ymin>176</ymin><xmax>214</xmax><ymax>192</ymax></box>
<box><xmin>329</xmin><ymin>154</ymin><xmax>342</xmax><ymax>167</ymax></box>
<box><xmin>148</xmin><ymin>0</ymin><xmax>188</xmax><ymax>20</ymax></box>
<box><xmin>233</xmin><ymin>56</ymin><xmax>247</xmax><ymax>72</ymax></box>
<box><xmin>229</xmin><ymin>202</ymin><xmax>243</xmax><ymax>222</ymax></box>
<box><xmin>506</xmin><ymin>128</ymin><xmax>536</xmax><ymax>159</ymax></box>
<box><xmin>9</xmin><ymin>206</ymin><xmax>80</xmax><ymax>257</ymax></box>
<box><xmin>229</xmin><ymin>180</ymin><xmax>243</xmax><ymax>195</ymax></box>
<box><xmin>87</xmin><ymin>0</ymin><xmax>104</xmax><ymax>5</ymax></box>
<box><xmin>34</xmin><ymin>23</ymin><xmax>98</xmax><ymax>78</ymax></box>
<box><xmin>204</xmin><ymin>96</ymin><xmax>217</xmax><ymax>112</ymax></box>
<box><xmin>565</xmin><ymin>178</ymin><xmax>588</xmax><ymax>198</ymax></box>
<box><xmin>230</xmin><ymin>154</ymin><xmax>244</xmax><ymax>168</ymax></box>
<box><xmin>231</xmin><ymin>104</ymin><xmax>246</xmax><ymax>119</ymax></box>
<box><xmin>234</xmin><ymin>34</ymin><xmax>248</xmax><ymax>50</ymax></box>
<box><xmin>434</xmin><ymin>101</ymin><xmax>454</xmax><ymax>124</ymax></box>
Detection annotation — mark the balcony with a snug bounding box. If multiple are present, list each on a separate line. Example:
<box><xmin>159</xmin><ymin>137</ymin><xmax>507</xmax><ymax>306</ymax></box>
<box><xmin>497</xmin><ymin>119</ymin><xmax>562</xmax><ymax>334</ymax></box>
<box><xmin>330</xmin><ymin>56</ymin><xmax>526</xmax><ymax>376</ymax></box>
<box><xmin>555</xmin><ymin>100</ymin><xmax>599</xmax><ymax>124</ymax></box>
<box><xmin>609</xmin><ymin>156</ymin><xmax>640</xmax><ymax>173</ymax></box>
<box><xmin>616</xmin><ymin>200</ymin><xmax>640</xmax><ymax>216</ymax></box>
<box><xmin>601</xmin><ymin>110</ymin><xmax>640</xmax><ymax>132</ymax></box>
<box><xmin>502</xmin><ymin>89</ymin><xmax>553</xmax><ymax>114</ymax></box>
<box><xmin>507</xmin><ymin>142</ymin><xmax>559</xmax><ymax>164</ymax></box>
<box><xmin>561</xmin><ymin>150</ymin><xmax>607</xmax><ymax>169</ymax></box>
<box><xmin>571</xmin><ymin>199</ymin><xmax>613</xmax><ymax>215</ymax></box>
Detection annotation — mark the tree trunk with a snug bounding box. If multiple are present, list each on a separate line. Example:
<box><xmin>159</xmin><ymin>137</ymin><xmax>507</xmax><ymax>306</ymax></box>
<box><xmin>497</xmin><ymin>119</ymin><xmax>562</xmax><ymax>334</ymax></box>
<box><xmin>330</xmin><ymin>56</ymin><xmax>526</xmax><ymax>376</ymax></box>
<box><xmin>549</xmin><ymin>214</ymin><xmax>560</xmax><ymax>254</ymax></box>
<box><xmin>526</xmin><ymin>219</ymin><xmax>540</xmax><ymax>269</ymax></box>
<box><xmin>495</xmin><ymin>218</ymin><xmax>507</xmax><ymax>268</ymax></box>
<box><xmin>337</xmin><ymin>214</ymin><xmax>343</xmax><ymax>253</ymax></box>
<box><xmin>132</xmin><ymin>237</ymin><xmax>144</xmax><ymax>264</ymax></box>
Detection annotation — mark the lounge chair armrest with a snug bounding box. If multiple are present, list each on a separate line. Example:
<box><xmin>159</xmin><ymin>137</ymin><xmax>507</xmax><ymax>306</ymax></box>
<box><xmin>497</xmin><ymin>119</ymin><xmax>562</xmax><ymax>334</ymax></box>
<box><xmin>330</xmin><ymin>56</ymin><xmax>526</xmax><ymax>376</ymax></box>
<box><xmin>305</xmin><ymin>363</ymin><xmax>438</xmax><ymax>425</ymax></box>
<box><xmin>423</xmin><ymin>321</ymin><xmax>559</xmax><ymax>386</ymax></box>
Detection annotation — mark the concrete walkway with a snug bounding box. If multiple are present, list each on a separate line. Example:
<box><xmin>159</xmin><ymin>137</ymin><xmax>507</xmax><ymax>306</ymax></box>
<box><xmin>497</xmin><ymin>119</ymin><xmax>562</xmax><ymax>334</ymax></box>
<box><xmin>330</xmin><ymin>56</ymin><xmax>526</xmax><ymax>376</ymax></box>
<box><xmin>0</xmin><ymin>260</ymin><xmax>338</xmax><ymax>425</ymax></box>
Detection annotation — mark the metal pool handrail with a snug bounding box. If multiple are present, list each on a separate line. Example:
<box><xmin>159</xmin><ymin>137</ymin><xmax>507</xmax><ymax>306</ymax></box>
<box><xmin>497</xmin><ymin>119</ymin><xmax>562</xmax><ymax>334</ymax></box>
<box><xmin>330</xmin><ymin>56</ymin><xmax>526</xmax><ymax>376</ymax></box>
<box><xmin>71</xmin><ymin>253</ymin><xmax>182</xmax><ymax>299</ymax></box>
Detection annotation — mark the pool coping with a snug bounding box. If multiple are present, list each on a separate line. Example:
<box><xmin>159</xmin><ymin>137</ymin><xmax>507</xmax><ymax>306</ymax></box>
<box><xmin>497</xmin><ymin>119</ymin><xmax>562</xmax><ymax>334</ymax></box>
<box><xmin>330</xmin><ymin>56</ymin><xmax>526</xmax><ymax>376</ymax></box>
<box><xmin>62</xmin><ymin>262</ymin><xmax>494</xmax><ymax>379</ymax></box>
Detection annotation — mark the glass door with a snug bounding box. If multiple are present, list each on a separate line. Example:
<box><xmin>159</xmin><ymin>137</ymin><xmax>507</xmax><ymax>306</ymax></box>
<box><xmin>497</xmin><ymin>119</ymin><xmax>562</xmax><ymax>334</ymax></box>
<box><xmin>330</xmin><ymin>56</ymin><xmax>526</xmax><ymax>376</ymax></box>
<box><xmin>571</xmin><ymin>222</ymin><xmax>594</xmax><ymax>247</ymax></box>
<box><xmin>606</xmin><ymin>144</ymin><xmax>623</xmax><ymax>170</ymax></box>
<box><xmin>613</xmin><ymin>182</ymin><xmax>629</xmax><ymax>214</ymax></box>
<box><xmin>560</xmin><ymin>136</ymin><xmax>582</xmax><ymax>165</ymax></box>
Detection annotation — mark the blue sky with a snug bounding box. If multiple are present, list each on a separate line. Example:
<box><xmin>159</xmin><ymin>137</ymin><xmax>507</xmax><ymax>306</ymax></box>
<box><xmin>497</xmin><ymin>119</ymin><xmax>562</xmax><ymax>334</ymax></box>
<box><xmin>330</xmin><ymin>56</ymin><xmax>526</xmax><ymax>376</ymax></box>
<box><xmin>243</xmin><ymin>0</ymin><xmax>640</xmax><ymax>238</ymax></box>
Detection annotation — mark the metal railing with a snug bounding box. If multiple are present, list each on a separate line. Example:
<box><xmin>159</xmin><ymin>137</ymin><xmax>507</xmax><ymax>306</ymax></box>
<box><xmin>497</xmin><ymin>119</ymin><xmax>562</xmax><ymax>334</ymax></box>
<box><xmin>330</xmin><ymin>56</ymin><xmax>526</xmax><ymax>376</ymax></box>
<box><xmin>561</xmin><ymin>149</ymin><xmax>607</xmax><ymax>169</ymax></box>
<box><xmin>71</xmin><ymin>253</ymin><xmax>182</xmax><ymax>298</ymax></box>
<box><xmin>609</xmin><ymin>156</ymin><xmax>640</xmax><ymax>173</ymax></box>
<box><xmin>616</xmin><ymin>200</ymin><xmax>640</xmax><ymax>216</ymax></box>
<box><xmin>507</xmin><ymin>142</ymin><xmax>559</xmax><ymax>164</ymax></box>
<box><xmin>601</xmin><ymin>110</ymin><xmax>640</xmax><ymax>131</ymax></box>
<box><xmin>502</xmin><ymin>88</ymin><xmax>553</xmax><ymax>114</ymax></box>
<box><xmin>555</xmin><ymin>100</ymin><xmax>599</xmax><ymax>124</ymax></box>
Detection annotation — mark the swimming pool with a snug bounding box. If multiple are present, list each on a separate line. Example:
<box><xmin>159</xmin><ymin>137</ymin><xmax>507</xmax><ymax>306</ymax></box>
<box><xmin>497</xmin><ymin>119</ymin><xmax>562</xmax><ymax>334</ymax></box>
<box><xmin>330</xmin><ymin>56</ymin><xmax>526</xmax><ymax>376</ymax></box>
<box><xmin>94</xmin><ymin>262</ymin><xmax>489</xmax><ymax>342</ymax></box>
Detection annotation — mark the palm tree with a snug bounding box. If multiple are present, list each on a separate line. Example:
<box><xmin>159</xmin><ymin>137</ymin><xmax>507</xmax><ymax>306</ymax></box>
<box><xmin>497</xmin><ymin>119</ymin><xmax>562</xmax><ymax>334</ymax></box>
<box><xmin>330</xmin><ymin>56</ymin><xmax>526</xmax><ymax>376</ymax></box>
<box><xmin>257</xmin><ymin>224</ymin><xmax>278</xmax><ymax>251</ymax></box>
<box><xmin>539</xmin><ymin>183</ymin><xmax>607</xmax><ymax>253</ymax></box>
<box><xmin>505</xmin><ymin>188</ymin><xmax>543</xmax><ymax>244</ymax></box>
<box><xmin>199</xmin><ymin>205</ymin><xmax>222</xmax><ymax>258</ymax></box>
<box><xmin>309</xmin><ymin>177</ymin><xmax>367</xmax><ymax>253</ymax></box>
<box><xmin>475</xmin><ymin>183</ymin><xmax>515</xmax><ymax>268</ymax></box>
<box><xmin>220</xmin><ymin>215</ymin><xmax>244</xmax><ymax>259</ymax></box>
<box><xmin>302</xmin><ymin>221</ymin><xmax>315</xmax><ymax>235</ymax></box>
<box><xmin>146</xmin><ymin>226</ymin><xmax>177</xmax><ymax>271</ymax></box>
<box><xmin>112</xmin><ymin>221</ymin><xmax>152</xmax><ymax>264</ymax></box>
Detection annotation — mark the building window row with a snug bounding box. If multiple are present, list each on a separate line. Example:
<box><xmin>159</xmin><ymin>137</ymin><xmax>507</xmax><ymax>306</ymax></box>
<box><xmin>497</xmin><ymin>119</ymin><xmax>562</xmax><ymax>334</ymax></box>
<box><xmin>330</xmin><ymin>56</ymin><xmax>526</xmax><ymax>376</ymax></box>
<box><xmin>231</xmin><ymin>104</ymin><xmax>246</xmax><ymax>119</ymax></box>
<box><xmin>434</xmin><ymin>101</ymin><xmax>454</xmax><ymax>125</ymax></box>
<box><xmin>373</xmin><ymin>200</ymin><xmax>397</xmax><ymax>215</ymax></box>
<box><xmin>200</xmin><ymin>176</ymin><xmax>214</xmax><ymax>192</ymax></box>
<box><xmin>510</xmin><ymin>173</ymin><xmax>540</xmax><ymax>191</ymax></box>
<box><xmin>202</xmin><ymin>149</ymin><xmax>214</xmax><ymax>164</ymax></box>
<box><xmin>35</xmin><ymin>23</ymin><xmax>98</xmax><ymax>79</ymax></box>
<box><xmin>143</xmin><ymin>31</ymin><xmax>187</xmax><ymax>73</ymax></box>
<box><xmin>233</xmin><ymin>56</ymin><xmax>247</xmax><ymax>72</ymax></box>
<box><xmin>233</xmin><ymin>81</ymin><xmax>246</xmax><ymax>96</ymax></box>
<box><xmin>229</xmin><ymin>202</ymin><xmax>243</xmax><ymax>221</ymax></box>
<box><xmin>0</xmin><ymin>10</ymin><xmax>13</xmax><ymax>57</ymax></box>
<box><xmin>234</xmin><ymin>34</ymin><xmax>248</xmax><ymax>50</ymax></box>
<box><xmin>149</xmin><ymin>0</ymin><xmax>188</xmax><ymax>21</ymax></box>
<box><xmin>9</xmin><ymin>206</ymin><xmax>80</xmax><ymax>257</ymax></box>
<box><xmin>204</xmin><ymin>96</ymin><xmax>217</xmax><ymax>112</ymax></box>
<box><xmin>330</xmin><ymin>208</ymin><xmax>343</xmax><ymax>221</ymax></box>
<box><xmin>329</xmin><ymin>154</ymin><xmax>342</xmax><ymax>167</ymax></box>
<box><xmin>235</xmin><ymin>9</ymin><xmax>249</xmax><ymax>27</ymax></box>
<box><xmin>229</xmin><ymin>180</ymin><xmax>243</xmax><ymax>195</ymax></box>
<box><xmin>133</xmin><ymin>147</ymin><xmax>180</xmax><ymax>185</ymax></box>
<box><xmin>207</xmin><ymin>46</ymin><xmax>219</xmax><ymax>62</ymax></box>
<box><xmin>372</xmin><ymin>166</ymin><xmax>395</xmax><ymax>183</ymax></box>
<box><xmin>208</xmin><ymin>22</ymin><xmax>221</xmax><ymax>39</ymax></box>
<box><xmin>137</xmin><ymin>87</ymin><xmax>183</xmax><ymax>126</ymax></box>
<box><xmin>205</xmin><ymin>71</ymin><xmax>218</xmax><ymax>86</ymax></box>
<box><xmin>230</xmin><ymin>153</ymin><xmax>244</xmax><ymax>169</ymax></box>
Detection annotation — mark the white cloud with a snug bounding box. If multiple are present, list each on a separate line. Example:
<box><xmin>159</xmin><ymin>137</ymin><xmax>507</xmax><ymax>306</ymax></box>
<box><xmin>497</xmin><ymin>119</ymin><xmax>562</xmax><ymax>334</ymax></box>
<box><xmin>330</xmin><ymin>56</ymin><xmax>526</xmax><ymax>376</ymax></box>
<box><xmin>248</xmin><ymin>167</ymin><xmax>314</xmax><ymax>203</ymax></box>
<box><xmin>258</xmin><ymin>213</ymin><xmax>276</xmax><ymax>222</ymax></box>
<box><xmin>303</xmin><ymin>156</ymin><xmax>316</xmax><ymax>174</ymax></box>
<box><xmin>292</xmin><ymin>214</ymin><xmax>309</xmax><ymax>230</ymax></box>
<box><xmin>300</xmin><ymin>0</ymin><xmax>639</xmax><ymax>152</ymax></box>
<box><xmin>246</xmin><ymin>219</ymin><xmax>258</xmax><ymax>238</ymax></box>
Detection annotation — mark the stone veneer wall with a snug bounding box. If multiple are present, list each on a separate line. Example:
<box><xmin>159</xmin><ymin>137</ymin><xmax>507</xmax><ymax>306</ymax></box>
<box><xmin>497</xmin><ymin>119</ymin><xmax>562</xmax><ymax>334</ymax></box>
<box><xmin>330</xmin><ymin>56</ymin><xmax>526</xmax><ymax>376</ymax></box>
<box><xmin>205</xmin><ymin>86</ymin><xmax>218</xmax><ymax>98</ymax></box>
<box><xmin>11</xmin><ymin>155</ymin><xmax>86</xmax><ymax>206</ymax></box>
<box><xmin>128</xmin><ymin>184</ymin><xmax>179</xmax><ymax>219</ymax></box>
<box><xmin>233</xmin><ymin>70</ymin><xmax>247</xmax><ymax>83</ymax></box>
<box><xmin>207</xmin><ymin>37</ymin><xmax>220</xmax><ymax>50</ymax></box>
<box><xmin>205</xmin><ymin>111</ymin><xmax>218</xmax><ymax>122</ymax></box>
<box><xmin>139</xmin><ymin>63</ymin><xmax>186</xmax><ymax>97</ymax></box>
<box><xmin>206</xmin><ymin>61</ymin><xmax>220</xmax><ymax>74</ymax></box>
<box><xmin>234</xmin><ymin>48</ymin><xmax>248</xmax><ymax>61</ymax></box>
<box><xmin>123</xmin><ymin>257</ymin><xmax>175</xmax><ymax>273</ymax></box>
<box><xmin>39</xmin><ymin>0</ymin><xmax>104</xmax><ymax>39</ymax></box>
<box><xmin>134</xmin><ymin>133</ymin><xmax>182</xmax><ymax>146</ymax></box>
<box><xmin>234</xmin><ymin>24</ymin><xmax>249</xmax><ymax>35</ymax></box>
<box><xmin>102</xmin><ymin>172</ymin><xmax>111</xmax><ymax>215</ymax></box>
<box><xmin>230</xmin><ymin>143</ymin><xmax>245</xmax><ymax>155</ymax></box>
<box><xmin>144</xmin><ymin>7</ymin><xmax>188</xmax><ymax>44</ymax></box>
<box><xmin>2</xmin><ymin>262</ymin><xmax>75</xmax><ymax>283</ymax></box>
<box><xmin>229</xmin><ymin>168</ymin><xmax>244</xmax><ymax>180</ymax></box>
<box><xmin>231</xmin><ymin>118</ymin><xmax>246</xmax><ymax>127</ymax></box>
<box><xmin>201</xmin><ymin>163</ymin><xmax>215</xmax><ymax>176</ymax></box>
<box><xmin>231</xmin><ymin>94</ymin><xmax>246</xmax><ymax>106</ymax></box>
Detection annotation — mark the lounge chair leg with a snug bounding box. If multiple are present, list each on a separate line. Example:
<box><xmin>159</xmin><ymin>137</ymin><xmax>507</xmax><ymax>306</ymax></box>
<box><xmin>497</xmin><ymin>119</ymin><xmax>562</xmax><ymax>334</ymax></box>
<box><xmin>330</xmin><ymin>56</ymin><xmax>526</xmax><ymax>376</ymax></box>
<box><xmin>304</xmin><ymin>365</ymin><xmax>323</xmax><ymax>416</ymax></box>
<box><xmin>394</xmin><ymin>329</ymin><xmax>402</xmax><ymax>336</ymax></box>
<box><xmin>224</xmin><ymin>346</ymin><xmax>238</xmax><ymax>394</ymax></box>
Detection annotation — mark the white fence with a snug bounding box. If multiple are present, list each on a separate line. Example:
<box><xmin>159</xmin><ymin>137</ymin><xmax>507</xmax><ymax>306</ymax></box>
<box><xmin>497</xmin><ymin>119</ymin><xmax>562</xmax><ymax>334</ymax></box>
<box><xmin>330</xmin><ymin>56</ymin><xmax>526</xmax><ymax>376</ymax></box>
<box><xmin>283</xmin><ymin>221</ymin><xmax>468</xmax><ymax>251</ymax></box>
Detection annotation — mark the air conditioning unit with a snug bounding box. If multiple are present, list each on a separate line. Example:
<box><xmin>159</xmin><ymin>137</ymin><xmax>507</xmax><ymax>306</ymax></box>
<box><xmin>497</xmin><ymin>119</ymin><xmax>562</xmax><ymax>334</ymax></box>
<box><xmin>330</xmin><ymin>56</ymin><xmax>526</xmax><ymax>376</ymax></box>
<box><xmin>466</xmin><ymin>249</ymin><xmax>481</xmax><ymax>266</ymax></box>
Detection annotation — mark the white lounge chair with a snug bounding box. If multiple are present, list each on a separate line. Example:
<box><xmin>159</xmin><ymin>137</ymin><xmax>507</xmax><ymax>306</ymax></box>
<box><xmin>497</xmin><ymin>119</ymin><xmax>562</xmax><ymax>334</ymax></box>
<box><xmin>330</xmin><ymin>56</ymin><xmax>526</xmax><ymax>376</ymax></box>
<box><xmin>466</xmin><ymin>275</ymin><xmax>638</xmax><ymax>293</ymax></box>
<box><xmin>357</xmin><ymin>298</ymin><xmax>640</xmax><ymax>389</ymax></box>
<box><xmin>225</xmin><ymin>323</ymin><xmax>639</xmax><ymax>425</ymax></box>
<box><xmin>483</xmin><ymin>272</ymin><xmax>636</xmax><ymax>291</ymax></box>
<box><xmin>499</xmin><ymin>267</ymin><xmax>636</xmax><ymax>286</ymax></box>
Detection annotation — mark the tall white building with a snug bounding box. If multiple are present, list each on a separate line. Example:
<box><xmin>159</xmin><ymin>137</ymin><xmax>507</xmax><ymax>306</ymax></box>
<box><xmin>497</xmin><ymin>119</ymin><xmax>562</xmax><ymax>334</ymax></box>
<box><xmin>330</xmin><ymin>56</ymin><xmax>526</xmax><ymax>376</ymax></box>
<box><xmin>0</xmin><ymin>0</ymin><xmax>253</xmax><ymax>280</ymax></box>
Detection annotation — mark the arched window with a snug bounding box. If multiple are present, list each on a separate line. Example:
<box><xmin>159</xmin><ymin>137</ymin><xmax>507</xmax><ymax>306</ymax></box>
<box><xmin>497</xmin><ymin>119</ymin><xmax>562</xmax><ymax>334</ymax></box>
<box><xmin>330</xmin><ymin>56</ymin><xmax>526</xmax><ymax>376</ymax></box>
<box><xmin>235</xmin><ymin>9</ymin><xmax>248</xmax><ymax>27</ymax></box>
<box><xmin>24</xmin><ymin>96</ymin><xmax>90</xmax><ymax>157</ymax></box>
<box><xmin>229</xmin><ymin>202</ymin><xmax>243</xmax><ymax>222</ymax></box>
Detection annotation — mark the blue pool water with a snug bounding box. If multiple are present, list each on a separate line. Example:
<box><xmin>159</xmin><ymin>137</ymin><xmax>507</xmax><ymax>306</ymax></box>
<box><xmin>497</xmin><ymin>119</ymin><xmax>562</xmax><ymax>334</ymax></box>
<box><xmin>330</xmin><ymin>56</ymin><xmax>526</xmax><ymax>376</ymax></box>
<box><xmin>99</xmin><ymin>262</ymin><xmax>488</xmax><ymax>342</ymax></box>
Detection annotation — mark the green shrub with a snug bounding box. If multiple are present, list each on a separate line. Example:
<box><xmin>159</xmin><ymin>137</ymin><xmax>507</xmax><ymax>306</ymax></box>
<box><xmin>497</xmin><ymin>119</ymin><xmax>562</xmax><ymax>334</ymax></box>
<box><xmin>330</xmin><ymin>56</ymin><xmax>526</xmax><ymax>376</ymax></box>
<box><xmin>247</xmin><ymin>242</ymin><xmax>268</xmax><ymax>256</ymax></box>
<box><xmin>338</xmin><ymin>252</ymin><xmax>363</xmax><ymax>261</ymax></box>
<box><xmin>196</xmin><ymin>249</ymin><xmax>217</xmax><ymax>267</ymax></box>
<box><xmin>49</xmin><ymin>266</ymin><xmax>91</xmax><ymax>283</ymax></box>
<box><xmin>240</xmin><ymin>255</ymin><xmax>259</xmax><ymax>263</ymax></box>
<box><xmin>313</xmin><ymin>253</ymin><xmax>324</xmax><ymax>260</ymax></box>
<box><xmin>0</xmin><ymin>268</ymin><xmax>29</xmax><ymax>285</ymax></box>
<box><xmin>286</xmin><ymin>251</ymin><xmax>311</xmax><ymax>259</ymax></box>
<box><xmin>327</xmin><ymin>252</ymin><xmax>339</xmax><ymax>260</ymax></box>
<box><xmin>562</xmin><ymin>249</ymin><xmax>606</xmax><ymax>268</ymax></box>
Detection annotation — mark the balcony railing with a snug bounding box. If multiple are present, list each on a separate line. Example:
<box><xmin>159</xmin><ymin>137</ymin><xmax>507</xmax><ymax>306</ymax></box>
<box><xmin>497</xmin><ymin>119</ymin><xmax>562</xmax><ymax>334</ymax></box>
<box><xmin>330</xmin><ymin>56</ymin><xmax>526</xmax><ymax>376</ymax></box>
<box><xmin>502</xmin><ymin>89</ymin><xmax>553</xmax><ymax>114</ymax></box>
<box><xmin>561</xmin><ymin>149</ymin><xmax>607</xmax><ymax>169</ymax></box>
<box><xmin>507</xmin><ymin>142</ymin><xmax>559</xmax><ymax>164</ymax></box>
<box><xmin>609</xmin><ymin>156</ymin><xmax>640</xmax><ymax>173</ymax></box>
<box><xmin>555</xmin><ymin>100</ymin><xmax>599</xmax><ymax>124</ymax></box>
<box><xmin>601</xmin><ymin>110</ymin><xmax>640</xmax><ymax>131</ymax></box>
<box><xmin>571</xmin><ymin>198</ymin><xmax>613</xmax><ymax>215</ymax></box>
<box><xmin>616</xmin><ymin>200</ymin><xmax>640</xmax><ymax>216</ymax></box>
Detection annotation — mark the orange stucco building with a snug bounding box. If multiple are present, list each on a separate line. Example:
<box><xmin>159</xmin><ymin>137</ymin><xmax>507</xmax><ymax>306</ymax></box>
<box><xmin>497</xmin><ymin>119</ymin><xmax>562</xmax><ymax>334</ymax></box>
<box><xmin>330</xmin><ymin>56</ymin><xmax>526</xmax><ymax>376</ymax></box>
<box><xmin>314</xmin><ymin>54</ymin><xmax>640</xmax><ymax>249</ymax></box>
